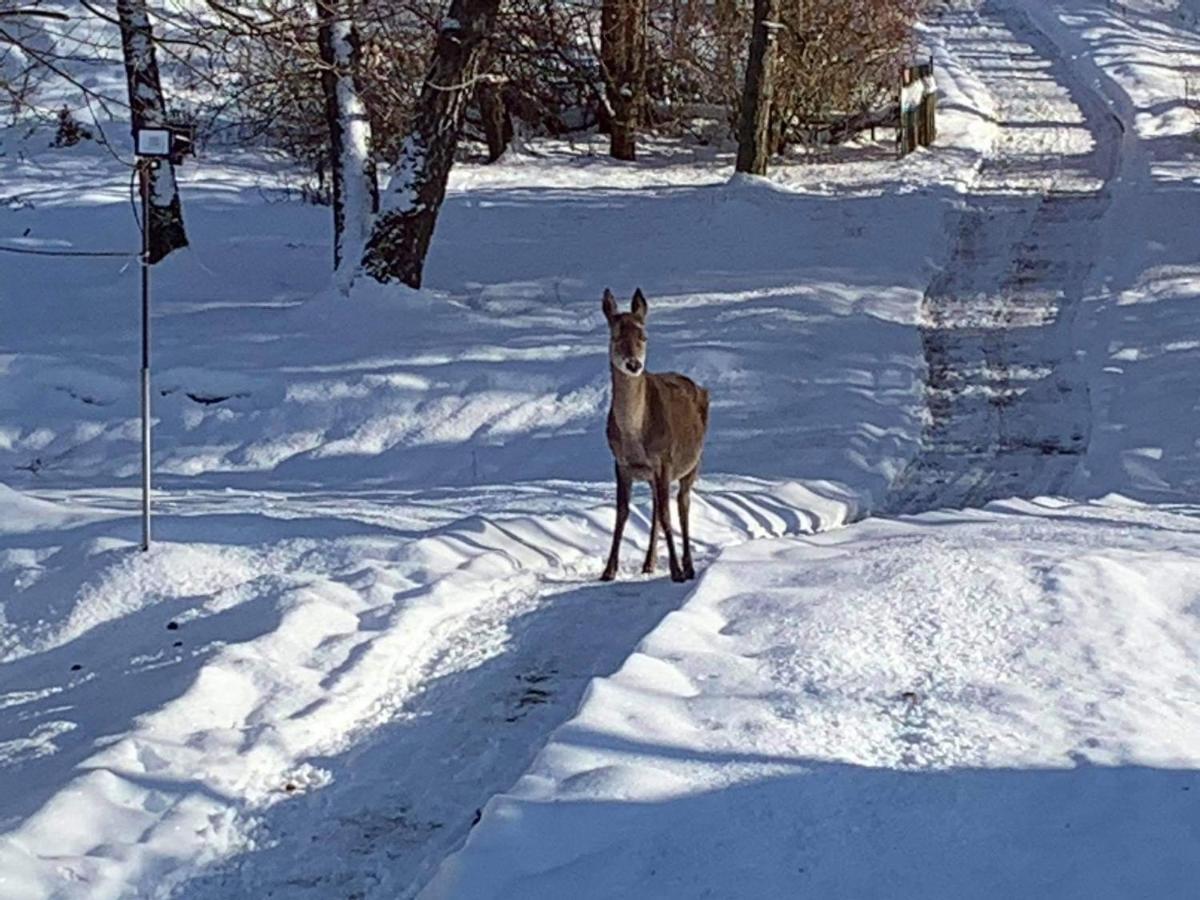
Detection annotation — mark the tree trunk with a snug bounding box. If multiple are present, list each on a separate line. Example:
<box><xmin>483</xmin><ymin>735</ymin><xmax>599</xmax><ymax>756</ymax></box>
<box><xmin>735</xmin><ymin>0</ymin><xmax>781</xmax><ymax>176</ymax></box>
<box><xmin>317</xmin><ymin>0</ymin><xmax>379</xmax><ymax>292</ymax></box>
<box><xmin>601</xmin><ymin>0</ymin><xmax>646</xmax><ymax>161</ymax></box>
<box><xmin>362</xmin><ymin>1</ymin><xmax>501</xmax><ymax>288</ymax></box>
<box><xmin>116</xmin><ymin>0</ymin><xmax>187</xmax><ymax>263</ymax></box>
<box><xmin>477</xmin><ymin>78</ymin><xmax>512</xmax><ymax>163</ymax></box>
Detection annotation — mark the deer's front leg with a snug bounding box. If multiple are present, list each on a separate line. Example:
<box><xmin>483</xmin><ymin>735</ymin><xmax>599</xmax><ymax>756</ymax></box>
<box><xmin>642</xmin><ymin>489</ymin><xmax>659</xmax><ymax>574</ymax></box>
<box><xmin>655</xmin><ymin>465</ymin><xmax>685</xmax><ymax>582</ymax></box>
<box><xmin>601</xmin><ymin>463</ymin><xmax>633</xmax><ymax>581</ymax></box>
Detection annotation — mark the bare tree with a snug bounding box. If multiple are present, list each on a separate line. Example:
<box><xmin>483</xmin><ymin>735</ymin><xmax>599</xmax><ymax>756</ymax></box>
<box><xmin>735</xmin><ymin>0</ymin><xmax>780</xmax><ymax>174</ymax></box>
<box><xmin>316</xmin><ymin>0</ymin><xmax>379</xmax><ymax>290</ymax></box>
<box><xmin>475</xmin><ymin>74</ymin><xmax>511</xmax><ymax>162</ymax></box>
<box><xmin>362</xmin><ymin>0</ymin><xmax>502</xmax><ymax>288</ymax></box>
<box><xmin>600</xmin><ymin>0</ymin><xmax>646</xmax><ymax>160</ymax></box>
<box><xmin>116</xmin><ymin>0</ymin><xmax>187</xmax><ymax>262</ymax></box>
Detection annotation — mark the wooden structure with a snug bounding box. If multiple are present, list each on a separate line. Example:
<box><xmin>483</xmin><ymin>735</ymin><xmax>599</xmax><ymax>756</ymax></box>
<box><xmin>899</xmin><ymin>59</ymin><xmax>937</xmax><ymax>157</ymax></box>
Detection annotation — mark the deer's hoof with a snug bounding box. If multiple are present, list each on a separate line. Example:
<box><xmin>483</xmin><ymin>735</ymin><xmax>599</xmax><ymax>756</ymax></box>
<box><xmin>670</xmin><ymin>569</ymin><xmax>687</xmax><ymax>583</ymax></box>
<box><xmin>641</xmin><ymin>562</ymin><xmax>655</xmax><ymax>574</ymax></box>
<box><xmin>600</xmin><ymin>569</ymin><xmax>617</xmax><ymax>582</ymax></box>
<box><xmin>682</xmin><ymin>560</ymin><xmax>696</xmax><ymax>580</ymax></box>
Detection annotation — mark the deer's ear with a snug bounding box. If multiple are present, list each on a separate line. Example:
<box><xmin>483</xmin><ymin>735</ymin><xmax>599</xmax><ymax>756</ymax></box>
<box><xmin>602</xmin><ymin>288</ymin><xmax>618</xmax><ymax>325</ymax></box>
<box><xmin>631</xmin><ymin>288</ymin><xmax>648</xmax><ymax>323</ymax></box>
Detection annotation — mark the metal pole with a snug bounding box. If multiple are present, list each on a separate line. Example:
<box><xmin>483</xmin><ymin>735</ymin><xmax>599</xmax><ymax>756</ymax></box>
<box><xmin>140</xmin><ymin>159</ymin><xmax>152</xmax><ymax>551</ymax></box>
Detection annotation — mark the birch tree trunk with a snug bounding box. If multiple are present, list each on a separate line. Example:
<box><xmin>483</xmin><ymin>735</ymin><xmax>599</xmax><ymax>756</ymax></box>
<box><xmin>600</xmin><ymin>0</ymin><xmax>646</xmax><ymax>161</ymax></box>
<box><xmin>735</xmin><ymin>0</ymin><xmax>781</xmax><ymax>175</ymax></box>
<box><xmin>362</xmin><ymin>0</ymin><xmax>501</xmax><ymax>288</ymax></box>
<box><xmin>116</xmin><ymin>0</ymin><xmax>187</xmax><ymax>263</ymax></box>
<box><xmin>316</xmin><ymin>0</ymin><xmax>379</xmax><ymax>292</ymax></box>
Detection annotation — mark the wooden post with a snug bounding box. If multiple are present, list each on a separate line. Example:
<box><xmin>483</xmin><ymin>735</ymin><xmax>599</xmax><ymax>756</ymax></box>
<box><xmin>899</xmin><ymin>60</ymin><xmax>935</xmax><ymax>157</ymax></box>
<box><xmin>735</xmin><ymin>0</ymin><xmax>781</xmax><ymax>175</ymax></box>
<box><xmin>925</xmin><ymin>57</ymin><xmax>937</xmax><ymax>145</ymax></box>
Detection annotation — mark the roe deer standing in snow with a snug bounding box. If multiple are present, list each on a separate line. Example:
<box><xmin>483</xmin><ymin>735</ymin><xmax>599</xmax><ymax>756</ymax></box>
<box><xmin>600</xmin><ymin>288</ymin><xmax>710</xmax><ymax>583</ymax></box>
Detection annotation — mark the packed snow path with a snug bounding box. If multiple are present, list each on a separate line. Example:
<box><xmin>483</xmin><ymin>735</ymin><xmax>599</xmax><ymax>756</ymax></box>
<box><xmin>890</xmin><ymin>0</ymin><xmax>1120</xmax><ymax>511</ymax></box>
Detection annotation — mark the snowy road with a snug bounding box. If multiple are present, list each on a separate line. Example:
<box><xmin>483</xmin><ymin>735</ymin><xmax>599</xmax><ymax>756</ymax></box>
<box><xmin>890</xmin><ymin>0</ymin><xmax>1121</xmax><ymax>510</ymax></box>
<box><xmin>0</xmin><ymin>480</ymin><xmax>854</xmax><ymax>899</ymax></box>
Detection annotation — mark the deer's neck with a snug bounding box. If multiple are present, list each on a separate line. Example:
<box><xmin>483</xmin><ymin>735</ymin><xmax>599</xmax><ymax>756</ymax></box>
<box><xmin>610</xmin><ymin>365</ymin><xmax>648</xmax><ymax>438</ymax></box>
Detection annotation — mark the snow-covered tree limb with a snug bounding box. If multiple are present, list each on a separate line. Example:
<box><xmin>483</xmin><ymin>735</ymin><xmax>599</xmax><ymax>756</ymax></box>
<box><xmin>316</xmin><ymin>0</ymin><xmax>379</xmax><ymax>293</ymax></box>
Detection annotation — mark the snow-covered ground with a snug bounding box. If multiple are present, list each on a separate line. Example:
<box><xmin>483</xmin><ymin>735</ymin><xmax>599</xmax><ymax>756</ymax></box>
<box><xmin>4</xmin><ymin>0</ymin><xmax>1200</xmax><ymax>897</ymax></box>
<box><xmin>426</xmin><ymin>498</ymin><xmax>1200</xmax><ymax>899</ymax></box>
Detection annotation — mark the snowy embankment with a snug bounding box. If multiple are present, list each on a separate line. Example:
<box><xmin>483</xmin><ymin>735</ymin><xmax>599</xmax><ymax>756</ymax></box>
<box><xmin>425</xmin><ymin>499</ymin><xmax>1200</xmax><ymax>900</ymax></box>
<box><xmin>1020</xmin><ymin>0</ymin><xmax>1200</xmax><ymax>501</ymax></box>
<box><xmin>0</xmin><ymin>13</ymin><xmax>997</xmax><ymax>900</ymax></box>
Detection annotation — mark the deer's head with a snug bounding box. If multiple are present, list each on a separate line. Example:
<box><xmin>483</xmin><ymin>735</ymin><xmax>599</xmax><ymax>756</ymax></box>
<box><xmin>602</xmin><ymin>288</ymin><xmax>648</xmax><ymax>377</ymax></box>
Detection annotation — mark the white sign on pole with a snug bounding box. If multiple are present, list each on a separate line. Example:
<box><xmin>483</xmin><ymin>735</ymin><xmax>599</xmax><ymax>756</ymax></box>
<box><xmin>136</xmin><ymin>128</ymin><xmax>171</xmax><ymax>157</ymax></box>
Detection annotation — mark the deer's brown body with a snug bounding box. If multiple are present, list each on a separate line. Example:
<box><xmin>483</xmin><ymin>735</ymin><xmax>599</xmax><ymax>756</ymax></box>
<box><xmin>600</xmin><ymin>289</ymin><xmax>710</xmax><ymax>583</ymax></box>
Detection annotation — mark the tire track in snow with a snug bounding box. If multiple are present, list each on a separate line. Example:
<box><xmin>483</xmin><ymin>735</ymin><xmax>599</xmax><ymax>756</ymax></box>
<box><xmin>889</xmin><ymin>0</ymin><xmax>1123</xmax><ymax>512</ymax></box>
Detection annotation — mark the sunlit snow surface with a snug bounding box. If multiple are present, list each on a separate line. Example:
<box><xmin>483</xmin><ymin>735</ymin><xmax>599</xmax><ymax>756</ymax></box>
<box><xmin>5</xmin><ymin>0</ymin><xmax>1200</xmax><ymax>898</ymax></box>
<box><xmin>428</xmin><ymin>498</ymin><xmax>1200</xmax><ymax>900</ymax></box>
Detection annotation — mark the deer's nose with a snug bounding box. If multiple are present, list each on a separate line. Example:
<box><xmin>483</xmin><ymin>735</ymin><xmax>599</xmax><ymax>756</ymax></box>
<box><xmin>626</xmin><ymin>359</ymin><xmax>642</xmax><ymax>373</ymax></box>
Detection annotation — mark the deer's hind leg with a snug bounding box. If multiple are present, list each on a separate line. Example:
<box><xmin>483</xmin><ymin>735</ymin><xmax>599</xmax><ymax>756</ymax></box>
<box><xmin>678</xmin><ymin>466</ymin><xmax>698</xmax><ymax>580</ymax></box>
<box><xmin>642</xmin><ymin>486</ymin><xmax>659</xmax><ymax>574</ymax></box>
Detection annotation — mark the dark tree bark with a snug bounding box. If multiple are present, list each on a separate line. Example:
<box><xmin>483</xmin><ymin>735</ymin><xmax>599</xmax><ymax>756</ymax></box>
<box><xmin>116</xmin><ymin>0</ymin><xmax>187</xmax><ymax>263</ymax></box>
<box><xmin>477</xmin><ymin>78</ymin><xmax>512</xmax><ymax>163</ymax></box>
<box><xmin>316</xmin><ymin>0</ymin><xmax>379</xmax><ymax>289</ymax></box>
<box><xmin>735</xmin><ymin>0</ymin><xmax>781</xmax><ymax>175</ymax></box>
<box><xmin>362</xmin><ymin>1</ymin><xmax>502</xmax><ymax>288</ymax></box>
<box><xmin>600</xmin><ymin>0</ymin><xmax>647</xmax><ymax>161</ymax></box>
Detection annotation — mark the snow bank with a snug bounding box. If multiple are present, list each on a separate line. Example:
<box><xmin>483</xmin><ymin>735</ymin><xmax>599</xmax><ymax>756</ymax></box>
<box><xmin>0</xmin><ymin>482</ymin><xmax>106</xmax><ymax>534</ymax></box>
<box><xmin>1014</xmin><ymin>1</ymin><xmax>1200</xmax><ymax>502</ymax></box>
<box><xmin>424</xmin><ymin>498</ymin><xmax>1200</xmax><ymax>899</ymax></box>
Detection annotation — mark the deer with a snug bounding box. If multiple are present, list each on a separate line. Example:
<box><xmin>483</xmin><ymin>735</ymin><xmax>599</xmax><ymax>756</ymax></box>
<box><xmin>600</xmin><ymin>288</ymin><xmax>710</xmax><ymax>583</ymax></box>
